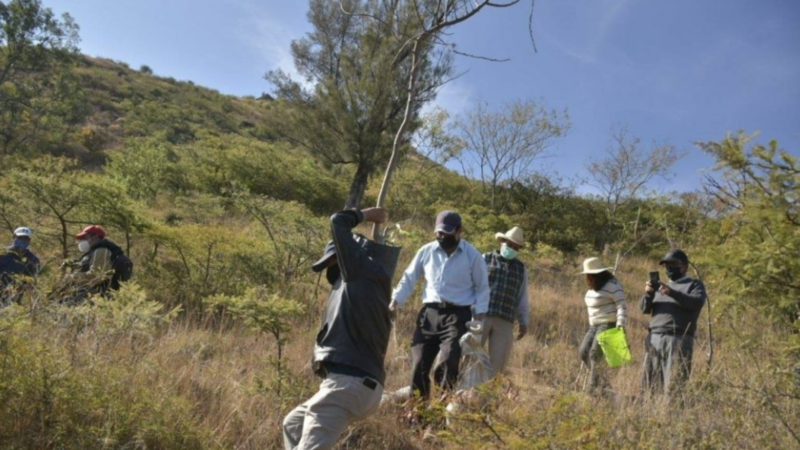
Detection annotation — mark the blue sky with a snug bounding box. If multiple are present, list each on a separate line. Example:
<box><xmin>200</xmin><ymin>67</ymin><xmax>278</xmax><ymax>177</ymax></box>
<box><xmin>51</xmin><ymin>0</ymin><xmax>800</xmax><ymax>194</ymax></box>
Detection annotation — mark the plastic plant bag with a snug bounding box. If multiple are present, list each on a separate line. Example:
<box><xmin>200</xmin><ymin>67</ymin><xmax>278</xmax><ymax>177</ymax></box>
<box><xmin>596</xmin><ymin>327</ymin><xmax>632</xmax><ymax>368</ymax></box>
<box><xmin>456</xmin><ymin>329</ymin><xmax>491</xmax><ymax>391</ymax></box>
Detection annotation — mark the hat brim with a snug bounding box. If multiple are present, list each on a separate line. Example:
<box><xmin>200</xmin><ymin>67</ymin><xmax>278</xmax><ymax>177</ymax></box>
<box><xmin>495</xmin><ymin>233</ymin><xmax>524</xmax><ymax>247</ymax></box>
<box><xmin>578</xmin><ymin>267</ymin><xmax>613</xmax><ymax>275</ymax></box>
<box><xmin>312</xmin><ymin>242</ymin><xmax>337</xmax><ymax>272</ymax></box>
<box><xmin>75</xmin><ymin>232</ymin><xmax>90</xmax><ymax>239</ymax></box>
<box><xmin>659</xmin><ymin>258</ymin><xmax>685</xmax><ymax>265</ymax></box>
<box><xmin>435</xmin><ymin>225</ymin><xmax>457</xmax><ymax>235</ymax></box>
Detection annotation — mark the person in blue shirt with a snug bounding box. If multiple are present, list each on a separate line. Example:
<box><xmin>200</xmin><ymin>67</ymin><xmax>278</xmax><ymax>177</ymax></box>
<box><xmin>0</xmin><ymin>227</ymin><xmax>41</xmax><ymax>306</ymax></box>
<box><xmin>390</xmin><ymin>211</ymin><xmax>490</xmax><ymax>399</ymax></box>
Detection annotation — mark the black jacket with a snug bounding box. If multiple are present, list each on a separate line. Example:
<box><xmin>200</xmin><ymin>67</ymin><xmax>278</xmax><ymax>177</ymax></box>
<box><xmin>312</xmin><ymin>210</ymin><xmax>392</xmax><ymax>385</ymax></box>
<box><xmin>640</xmin><ymin>276</ymin><xmax>706</xmax><ymax>337</ymax></box>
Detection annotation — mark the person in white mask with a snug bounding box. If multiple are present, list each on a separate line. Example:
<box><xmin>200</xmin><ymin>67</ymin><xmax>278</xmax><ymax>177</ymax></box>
<box><xmin>61</xmin><ymin>225</ymin><xmax>123</xmax><ymax>304</ymax></box>
<box><xmin>480</xmin><ymin>227</ymin><xmax>530</xmax><ymax>376</ymax></box>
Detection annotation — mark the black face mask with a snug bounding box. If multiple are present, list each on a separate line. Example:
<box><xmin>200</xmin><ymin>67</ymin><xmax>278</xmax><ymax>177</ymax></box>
<box><xmin>666</xmin><ymin>267</ymin><xmax>683</xmax><ymax>281</ymax></box>
<box><xmin>437</xmin><ymin>235</ymin><xmax>459</xmax><ymax>251</ymax></box>
<box><xmin>326</xmin><ymin>265</ymin><xmax>341</xmax><ymax>285</ymax></box>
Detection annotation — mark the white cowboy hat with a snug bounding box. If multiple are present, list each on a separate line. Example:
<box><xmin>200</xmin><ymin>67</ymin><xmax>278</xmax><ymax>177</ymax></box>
<box><xmin>578</xmin><ymin>257</ymin><xmax>613</xmax><ymax>275</ymax></box>
<box><xmin>495</xmin><ymin>227</ymin><xmax>525</xmax><ymax>247</ymax></box>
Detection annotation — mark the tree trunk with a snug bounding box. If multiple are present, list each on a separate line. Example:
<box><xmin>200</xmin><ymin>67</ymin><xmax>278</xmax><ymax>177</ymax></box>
<box><xmin>58</xmin><ymin>215</ymin><xmax>68</xmax><ymax>260</ymax></box>
<box><xmin>372</xmin><ymin>40</ymin><xmax>421</xmax><ymax>243</ymax></box>
<box><xmin>344</xmin><ymin>159</ymin><xmax>372</xmax><ymax>209</ymax></box>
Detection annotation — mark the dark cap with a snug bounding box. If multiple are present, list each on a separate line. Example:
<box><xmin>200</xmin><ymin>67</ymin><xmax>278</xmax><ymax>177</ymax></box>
<box><xmin>311</xmin><ymin>241</ymin><xmax>337</xmax><ymax>272</ymax></box>
<box><xmin>435</xmin><ymin>210</ymin><xmax>462</xmax><ymax>235</ymax></box>
<box><xmin>659</xmin><ymin>249</ymin><xmax>689</xmax><ymax>265</ymax></box>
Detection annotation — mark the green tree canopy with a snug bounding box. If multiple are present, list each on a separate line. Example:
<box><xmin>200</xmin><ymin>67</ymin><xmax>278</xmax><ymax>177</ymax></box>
<box><xmin>266</xmin><ymin>0</ymin><xmax>453</xmax><ymax>209</ymax></box>
<box><xmin>0</xmin><ymin>0</ymin><xmax>85</xmax><ymax>156</ymax></box>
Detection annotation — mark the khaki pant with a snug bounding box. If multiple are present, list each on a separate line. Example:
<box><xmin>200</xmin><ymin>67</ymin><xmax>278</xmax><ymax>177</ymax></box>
<box><xmin>283</xmin><ymin>373</ymin><xmax>383</xmax><ymax>450</ymax></box>
<box><xmin>481</xmin><ymin>317</ymin><xmax>515</xmax><ymax>376</ymax></box>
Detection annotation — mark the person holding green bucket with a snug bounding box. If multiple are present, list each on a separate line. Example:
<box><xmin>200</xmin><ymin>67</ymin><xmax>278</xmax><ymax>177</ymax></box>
<box><xmin>578</xmin><ymin>257</ymin><xmax>629</xmax><ymax>393</ymax></box>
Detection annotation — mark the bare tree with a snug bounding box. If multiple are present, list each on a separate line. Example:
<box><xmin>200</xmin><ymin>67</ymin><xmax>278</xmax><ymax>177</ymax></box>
<box><xmin>411</xmin><ymin>106</ymin><xmax>464</xmax><ymax>175</ymax></box>
<box><xmin>454</xmin><ymin>99</ymin><xmax>569</xmax><ymax>210</ymax></box>
<box><xmin>586</xmin><ymin>125</ymin><xmax>682</xmax><ymax>249</ymax></box>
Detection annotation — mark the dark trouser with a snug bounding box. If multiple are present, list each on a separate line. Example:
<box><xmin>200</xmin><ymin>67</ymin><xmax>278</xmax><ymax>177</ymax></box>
<box><xmin>410</xmin><ymin>304</ymin><xmax>471</xmax><ymax>399</ymax></box>
<box><xmin>641</xmin><ymin>332</ymin><xmax>694</xmax><ymax>396</ymax></box>
<box><xmin>579</xmin><ymin>322</ymin><xmax>615</xmax><ymax>391</ymax></box>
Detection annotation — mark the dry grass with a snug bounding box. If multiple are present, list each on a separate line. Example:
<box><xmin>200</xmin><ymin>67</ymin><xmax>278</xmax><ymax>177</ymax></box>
<box><xmin>2</xmin><ymin>254</ymin><xmax>798</xmax><ymax>449</ymax></box>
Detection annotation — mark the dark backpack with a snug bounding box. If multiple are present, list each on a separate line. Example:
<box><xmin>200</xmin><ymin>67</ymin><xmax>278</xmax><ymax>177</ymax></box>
<box><xmin>90</xmin><ymin>240</ymin><xmax>133</xmax><ymax>291</ymax></box>
<box><xmin>112</xmin><ymin>253</ymin><xmax>134</xmax><ymax>287</ymax></box>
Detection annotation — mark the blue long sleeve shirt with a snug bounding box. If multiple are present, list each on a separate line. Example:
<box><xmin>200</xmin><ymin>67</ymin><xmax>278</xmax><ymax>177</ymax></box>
<box><xmin>392</xmin><ymin>240</ymin><xmax>490</xmax><ymax>314</ymax></box>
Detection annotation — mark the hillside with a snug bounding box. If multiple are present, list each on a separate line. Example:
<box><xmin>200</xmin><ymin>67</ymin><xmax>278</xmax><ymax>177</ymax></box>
<box><xmin>64</xmin><ymin>57</ymin><xmax>275</xmax><ymax>164</ymax></box>
<box><xmin>1</xmin><ymin>51</ymin><xmax>798</xmax><ymax>449</ymax></box>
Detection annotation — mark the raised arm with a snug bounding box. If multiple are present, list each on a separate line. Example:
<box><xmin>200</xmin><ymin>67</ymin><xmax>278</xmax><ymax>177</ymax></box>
<box><xmin>330</xmin><ymin>208</ymin><xmax>388</xmax><ymax>282</ymax></box>
<box><xmin>330</xmin><ymin>210</ymin><xmax>367</xmax><ymax>281</ymax></box>
<box><xmin>640</xmin><ymin>285</ymin><xmax>655</xmax><ymax>315</ymax></box>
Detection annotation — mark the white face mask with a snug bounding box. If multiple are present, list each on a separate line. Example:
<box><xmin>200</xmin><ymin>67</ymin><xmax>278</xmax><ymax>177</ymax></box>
<box><xmin>78</xmin><ymin>240</ymin><xmax>91</xmax><ymax>253</ymax></box>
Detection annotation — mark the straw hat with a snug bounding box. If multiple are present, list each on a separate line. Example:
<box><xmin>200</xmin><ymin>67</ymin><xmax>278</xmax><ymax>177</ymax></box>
<box><xmin>578</xmin><ymin>257</ymin><xmax>613</xmax><ymax>275</ymax></box>
<box><xmin>495</xmin><ymin>227</ymin><xmax>525</xmax><ymax>247</ymax></box>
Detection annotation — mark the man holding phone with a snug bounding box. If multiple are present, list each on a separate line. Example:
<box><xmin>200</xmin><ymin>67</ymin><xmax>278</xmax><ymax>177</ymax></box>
<box><xmin>640</xmin><ymin>249</ymin><xmax>707</xmax><ymax>397</ymax></box>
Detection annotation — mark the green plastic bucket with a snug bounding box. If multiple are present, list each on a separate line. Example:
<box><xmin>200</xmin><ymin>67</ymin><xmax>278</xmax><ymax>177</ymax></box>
<box><xmin>596</xmin><ymin>327</ymin><xmax>632</xmax><ymax>368</ymax></box>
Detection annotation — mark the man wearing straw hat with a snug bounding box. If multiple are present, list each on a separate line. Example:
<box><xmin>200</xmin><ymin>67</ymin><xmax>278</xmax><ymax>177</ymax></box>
<box><xmin>481</xmin><ymin>227</ymin><xmax>530</xmax><ymax>376</ymax></box>
<box><xmin>640</xmin><ymin>249</ymin><xmax>707</xmax><ymax>397</ymax></box>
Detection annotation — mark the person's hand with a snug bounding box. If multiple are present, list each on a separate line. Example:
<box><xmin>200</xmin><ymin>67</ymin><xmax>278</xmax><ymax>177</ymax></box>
<box><xmin>361</xmin><ymin>207</ymin><xmax>388</xmax><ymax>224</ymax></box>
<box><xmin>517</xmin><ymin>324</ymin><xmax>528</xmax><ymax>340</ymax></box>
<box><xmin>388</xmin><ymin>300</ymin><xmax>398</xmax><ymax>321</ymax></box>
<box><xmin>645</xmin><ymin>281</ymin><xmax>656</xmax><ymax>294</ymax></box>
<box><xmin>473</xmin><ymin>313</ymin><xmax>486</xmax><ymax>322</ymax></box>
<box><xmin>658</xmin><ymin>284</ymin><xmax>673</xmax><ymax>296</ymax></box>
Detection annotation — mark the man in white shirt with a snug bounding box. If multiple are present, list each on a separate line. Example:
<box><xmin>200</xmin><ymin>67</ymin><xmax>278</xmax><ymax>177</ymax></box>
<box><xmin>390</xmin><ymin>211</ymin><xmax>490</xmax><ymax>399</ymax></box>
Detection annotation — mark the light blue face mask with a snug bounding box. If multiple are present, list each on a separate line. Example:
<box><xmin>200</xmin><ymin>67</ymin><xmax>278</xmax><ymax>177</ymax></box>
<box><xmin>500</xmin><ymin>242</ymin><xmax>517</xmax><ymax>260</ymax></box>
<box><xmin>11</xmin><ymin>238</ymin><xmax>29</xmax><ymax>251</ymax></box>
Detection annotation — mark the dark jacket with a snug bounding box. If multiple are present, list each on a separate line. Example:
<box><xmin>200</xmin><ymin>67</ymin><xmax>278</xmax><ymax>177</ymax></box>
<box><xmin>640</xmin><ymin>276</ymin><xmax>707</xmax><ymax>337</ymax></box>
<box><xmin>0</xmin><ymin>248</ymin><xmax>40</xmax><ymax>295</ymax></box>
<box><xmin>312</xmin><ymin>210</ymin><xmax>392</xmax><ymax>385</ymax></box>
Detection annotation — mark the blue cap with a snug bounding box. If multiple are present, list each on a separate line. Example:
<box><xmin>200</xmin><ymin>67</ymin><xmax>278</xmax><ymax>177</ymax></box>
<box><xmin>435</xmin><ymin>211</ymin><xmax>462</xmax><ymax>235</ymax></box>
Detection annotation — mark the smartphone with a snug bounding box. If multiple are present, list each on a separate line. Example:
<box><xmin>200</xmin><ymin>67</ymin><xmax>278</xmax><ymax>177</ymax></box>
<box><xmin>649</xmin><ymin>271</ymin><xmax>660</xmax><ymax>290</ymax></box>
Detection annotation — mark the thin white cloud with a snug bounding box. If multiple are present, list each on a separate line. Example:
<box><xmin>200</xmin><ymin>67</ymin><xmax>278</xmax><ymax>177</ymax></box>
<box><xmin>233</xmin><ymin>2</ymin><xmax>310</xmax><ymax>89</ymax></box>
<box><xmin>542</xmin><ymin>0</ymin><xmax>632</xmax><ymax>65</ymax></box>
<box><xmin>424</xmin><ymin>78</ymin><xmax>476</xmax><ymax>116</ymax></box>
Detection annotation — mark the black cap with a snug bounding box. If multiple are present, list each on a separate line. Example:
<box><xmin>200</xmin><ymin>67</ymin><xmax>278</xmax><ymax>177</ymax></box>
<box><xmin>659</xmin><ymin>249</ymin><xmax>689</xmax><ymax>265</ymax></box>
<box><xmin>311</xmin><ymin>241</ymin><xmax>337</xmax><ymax>272</ymax></box>
<box><xmin>435</xmin><ymin>210</ymin><xmax>462</xmax><ymax>234</ymax></box>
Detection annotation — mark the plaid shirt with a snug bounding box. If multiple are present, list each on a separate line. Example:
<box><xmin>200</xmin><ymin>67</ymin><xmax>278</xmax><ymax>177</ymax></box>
<box><xmin>484</xmin><ymin>251</ymin><xmax>528</xmax><ymax>324</ymax></box>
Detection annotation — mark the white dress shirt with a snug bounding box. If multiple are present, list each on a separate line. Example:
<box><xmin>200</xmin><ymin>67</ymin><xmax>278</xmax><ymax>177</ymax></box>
<box><xmin>392</xmin><ymin>239</ymin><xmax>490</xmax><ymax>314</ymax></box>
